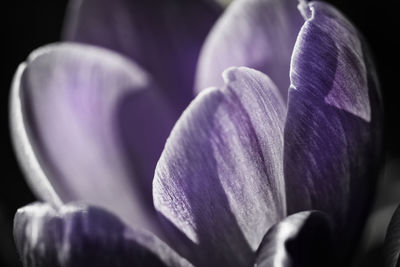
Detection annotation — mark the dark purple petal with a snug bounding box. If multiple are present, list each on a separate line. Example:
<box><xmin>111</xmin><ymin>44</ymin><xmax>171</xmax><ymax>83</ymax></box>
<box><xmin>384</xmin><ymin>204</ymin><xmax>400</xmax><ymax>267</ymax></box>
<box><xmin>255</xmin><ymin>211</ymin><xmax>334</xmax><ymax>267</ymax></box>
<box><xmin>10</xmin><ymin>43</ymin><xmax>176</xmax><ymax>236</ymax></box>
<box><xmin>153</xmin><ymin>67</ymin><xmax>287</xmax><ymax>266</ymax></box>
<box><xmin>14</xmin><ymin>202</ymin><xmax>191</xmax><ymax>267</ymax></box>
<box><xmin>195</xmin><ymin>0</ymin><xmax>304</xmax><ymax>100</ymax></box>
<box><xmin>284</xmin><ymin>1</ymin><xmax>383</xmax><ymax>260</ymax></box>
<box><xmin>64</xmin><ymin>0</ymin><xmax>221</xmax><ymax>112</ymax></box>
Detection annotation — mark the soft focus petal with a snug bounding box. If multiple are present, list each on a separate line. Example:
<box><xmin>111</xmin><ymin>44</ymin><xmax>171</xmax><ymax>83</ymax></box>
<box><xmin>195</xmin><ymin>0</ymin><xmax>304</xmax><ymax>100</ymax></box>
<box><xmin>153</xmin><ymin>67</ymin><xmax>287</xmax><ymax>266</ymax></box>
<box><xmin>214</xmin><ymin>0</ymin><xmax>232</xmax><ymax>7</ymax></box>
<box><xmin>64</xmin><ymin>0</ymin><xmax>221</xmax><ymax>112</ymax></box>
<box><xmin>10</xmin><ymin>43</ymin><xmax>176</xmax><ymax>236</ymax></box>
<box><xmin>384</xmin><ymin>204</ymin><xmax>400</xmax><ymax>267</ymax></box>
<box><xmin>255</xmin><ymin>211</ymin><xmax>334</xmax><ymax>267</ymax></box>
<box><xmin>14</xmin><ymin>202</ymin><xmax>191</xmax><ymax>267</ymax></box>
<box><xmin>284</xmin><ymin>1</ymin><xmax>383</xmax><ymax>260</ymax></box>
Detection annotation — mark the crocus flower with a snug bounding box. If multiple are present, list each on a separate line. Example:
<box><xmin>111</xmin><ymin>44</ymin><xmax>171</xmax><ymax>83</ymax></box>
<box><xmin>10</xmin><ymin>0</ymin><xmax>383</xmax><ymax>266</ymax></box>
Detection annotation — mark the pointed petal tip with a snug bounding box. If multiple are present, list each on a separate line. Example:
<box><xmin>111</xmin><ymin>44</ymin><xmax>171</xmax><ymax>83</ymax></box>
<box><xmin>297</xmin><ymin>0</ymin><xmax>312</xmax><ymax>19</ymax></box>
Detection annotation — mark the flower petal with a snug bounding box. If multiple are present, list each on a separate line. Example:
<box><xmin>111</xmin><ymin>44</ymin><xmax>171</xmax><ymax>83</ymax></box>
<box><xmin>255</xmin><ymin>211</ymin><xmax>334</xmax><ymax>267</ymax></box>
<box><xmin>153</xmin><ymin>67</ymin><xmax>287</xmax><ymax>265</ymax></box>
<box><xmin>10</xmin><ymin>43</ymin><xmax>176</xmax><ymax>236</ymax></box>
<box><xmin>195</xmin><ymin>0</ymin><xmax>304</xmax><ymax>100</ymax></box>
<box><xmin>63</xmin><ymin>0</ymin><xmax>221</xmax><ymax>112</ymax></box>
<box><xmin>14</xmin><ymin>202</ymin><xmax>191</xmax><ymax>267</ymax></box>
<box><xmin>384</xmin><ymin>204</ymin><xmax>400</xmax><ymax>267</ymax></box>
<box><xmin>284</xmin><ymin>1</ymin><xmax>383</xmax><ymax>259</ymax></box>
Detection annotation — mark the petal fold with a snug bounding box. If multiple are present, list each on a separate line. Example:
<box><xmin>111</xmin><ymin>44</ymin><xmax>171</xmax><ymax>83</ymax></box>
<box><xmin>64</xmin><ymin>0</ymin><xmax>221</xmax><ymax>112</ymax></box>
<box><xmin>195</xmin><ymin>0</ymin><xmax>304</xmax><ymax>100</ymax></box>
<box><xmin>14</xmin><ymin>202</ymin><xmax>191</xmax><ymax>267</ymax></box>
<box><xmin>10</xmin><ymin>43</ymin><xmax>176</xmax><ymax>236</ymax></box>
<box><xmin>255</xmin><ymin>211</ymin><xmax>334</xmax><ymax>267</ymax></box>
<box><xmin>384</xmin><ymin>204</ymin><xmax>400</xmax><ymax>267</ymax></box>
<box><xmin>284</xmin><ymin>1</ymin><xmax>383</xmax><ymax>259</ymax></box>
<box><xmin>153</xmin><ymin>67</ymin><xmax>287</xmax><ymax>266</ymax></box>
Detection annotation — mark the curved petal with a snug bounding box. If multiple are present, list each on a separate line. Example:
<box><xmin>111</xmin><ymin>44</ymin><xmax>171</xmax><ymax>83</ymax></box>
<box><xmin>284</xmin><ymin>1</ymin><xmax>383</xmax><ymax>260</ymax></box>
<box><xmin>63</xmin><ymin>0</ymin><xmax>221</xmax><ymax>112</ymax></box>
<box><xmin>153</xmin><ymin>67</ymin><xmax>287</xmax><ymax>266</ymax></box>
<box><xmin>14</xmin><ymin>202</ymin><xmax>191</xmax><ymax>267</ymax></box>
<box><xmin>195</xmin><ymin>0</ymin><xmax>304</xmax><ymax>100</ymax></box>
<box><xmin>384</xmin><ymin>204</ymin><xmax>400</xmax><ymax>267</ymax></box>
<box><xmin>255</xmin><ymin>211</ymin><xmax>334</xmax><ymax>267</ymax></box>
<box><xmin>10</xmin><ymin>43</ymin><xmax>176</xmax><ymax>236</ymax></box>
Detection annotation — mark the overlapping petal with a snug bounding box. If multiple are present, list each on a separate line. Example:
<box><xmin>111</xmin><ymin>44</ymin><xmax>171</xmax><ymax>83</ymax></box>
<box><xmin>64</xmin><ymin>0</ymin><xmax>221</xmax><ymax>112</ymax></box>
<box><xmin>14</xmin><ymin>202</ymin><xmax>191</xmax><ymax>267</ymax></box>
<box><xmin>384</xmin><ymin>204</ymin><xmax>400</xmax><ymax>267</ymax></box>
<box><xmin>195</xmin><ymin>0</ymin><xmax>304</xmax><ymax>100</ymax></box>
<box><xmin>255</xmin><ymin>211</ymin><xmax>334</xmax><ymax>267</ymax></box>
<box><xmin>10</xmin><ymin>0</ymin><xmax>385</xmax><ymax>266</ymax></box>
<box><xmin>153</xmin><ymin>67</ymin><xmax>287</xmax><ymax>266</ymax></box>
<box><xmin>10</xmin><ymin>43</ymin><xmax>176</xmax><ymax>236</ymax></box>
<box><xmin>284</xmin><ymin>1</ymin><xmax>383</xmax><ymax>258</ymax></box>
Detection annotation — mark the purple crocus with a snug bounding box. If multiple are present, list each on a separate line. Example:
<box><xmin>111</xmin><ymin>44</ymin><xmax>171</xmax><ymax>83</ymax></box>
<box><xmin>10</xmin><ymin>0</ymin><xmax>383</xmax><ymax>266</ymax></box>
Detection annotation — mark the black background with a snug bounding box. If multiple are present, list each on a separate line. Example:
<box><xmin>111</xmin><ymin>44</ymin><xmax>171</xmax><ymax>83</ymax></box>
<box><xmin>1</xmin><ymin>0</ymin><xmax>399</xmax><ymax>266</ymax></box>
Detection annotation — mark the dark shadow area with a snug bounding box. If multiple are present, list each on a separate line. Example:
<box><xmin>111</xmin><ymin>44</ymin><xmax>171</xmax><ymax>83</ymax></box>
<box><xmin>1</xmin><ymin>1</ymin><xmax>68</xmax><ymax>266</ymax></box>
<box><xmin>116</xmin><ymin>88</ymin><xmax>176</xmax><ymax>216</ymax></box>
<box><xmin>285</xmin><ymin>213</ymin><xmax>336</xmax><ymax>267</ymax></box>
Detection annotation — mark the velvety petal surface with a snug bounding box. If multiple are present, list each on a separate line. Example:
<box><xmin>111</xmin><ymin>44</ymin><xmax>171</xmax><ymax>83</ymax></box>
<box><xmin>10</xmin><ymin>43</ymin><xmax>176</xmax><ymax>236</ymax></box>
<box><xmin>255</xmin><ymin>211</ymin><xmax>334</xmax><ymax>267</ymax></box>
<box><xmin>153</xmin><ymin>67</ymin><xmax>287</xmax><ymax>266</ymax></box>
<box><xmin>384</xmin><ymin>204</ymin><xmax>400</xmax><ymax>267</ymax></box>
<box><xmin>64</xmin><ymin>0</ymin><xmax>221</xmax><ymax>112</ymax></box>
<box><xmin>14</xmin><ymin>202</ymin><xmax>191</xmax><ymax>267</ymax></box>
<box><xmin>284</xmin><ymin>1</ymin><xmax>383</xmax><ymax>260</ymax></box>
<box><xmin>195</xmin><ymin>0</ymin><xmax>304</xmax><ymax>100</ymax></box>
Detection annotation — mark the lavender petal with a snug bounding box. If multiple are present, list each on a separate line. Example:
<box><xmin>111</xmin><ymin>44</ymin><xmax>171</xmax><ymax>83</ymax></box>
<box><xmin>284</xmin><ymin>1</ymin><xmax>383</xmax><ymax>259</ymax></box>
<box><xmin>153</xmin><ymin>67</ymin><xmax>287</xmax><ymax>265</ymax></box>
<box><xmin>64</xmin><ymin>0</ymin><xmax>221</xmax><ymax>112</ymax></box>
<box><xmin>14</xmin><ymin>202</ymin><xmax>191</xmax><ymax>267</ymax></box>
<box><xmin>10</xmin><ymin>43</ymin><xmax>176</xmax><ymax>236</ymax></box>
<box><xmin>195</xmin><ymin>0</ymin><xmax>304</xmax><ymax>100</ymax></box>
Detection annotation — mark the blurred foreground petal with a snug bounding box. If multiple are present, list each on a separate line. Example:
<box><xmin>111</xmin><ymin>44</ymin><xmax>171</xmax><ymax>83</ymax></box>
<box><xmin>10</xmin><ymin>43</ymin><xmax>176</xmax><ymax>236</ymax></box>
<box><xmin>154</xmin><ymin>67</ymin><xmax>287</xmax><ymax>266</ymax></box>
<box><xmin>14</xmin><ymin>203</ymin><xmax>191</xmax><ymax>267</ymax></box>
<box><xmin>64</xmin><ymin>0</ymin><xmax>221</xmax><ymax>112</ymax></box>
<box><xmin>284</xmin><ymin>1</ymin><xmax>383</xmax><ymax>260</ymax></box>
